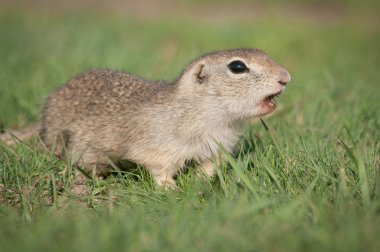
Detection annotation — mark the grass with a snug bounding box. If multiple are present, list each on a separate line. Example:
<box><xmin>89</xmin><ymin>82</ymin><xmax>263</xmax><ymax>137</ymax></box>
<box><xmin>0</xmin><ymin>1</ymin><xmax>380</xmax><ymax>251</ymax></box>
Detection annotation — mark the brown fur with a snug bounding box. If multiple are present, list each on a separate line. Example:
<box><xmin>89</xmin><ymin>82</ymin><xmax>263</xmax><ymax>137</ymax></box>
<box><xmin>4</xmin><ymin>49</ymin><xmax>291</xmax><ymax>188</ymax></box>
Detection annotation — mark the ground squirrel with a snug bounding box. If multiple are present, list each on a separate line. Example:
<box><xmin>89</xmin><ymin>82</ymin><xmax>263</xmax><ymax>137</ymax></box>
<box><xmin>2</xmin><ymin>49</ymin><xmax>290</xmax><ymax>188</ymax></box>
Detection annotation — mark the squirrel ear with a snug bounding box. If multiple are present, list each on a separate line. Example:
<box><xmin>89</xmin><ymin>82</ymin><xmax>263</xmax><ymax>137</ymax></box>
<box><xmin>194</xmin><ymin>63</ymin><xmax>207</xmax><ymax>84</ymax></box>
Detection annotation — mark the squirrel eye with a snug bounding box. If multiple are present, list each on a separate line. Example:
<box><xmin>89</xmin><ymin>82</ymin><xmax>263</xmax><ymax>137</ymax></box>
<box><xmin>228</xmin><ymin>60</ymin><xmax>249</xmax><ymax>74</ymax></box>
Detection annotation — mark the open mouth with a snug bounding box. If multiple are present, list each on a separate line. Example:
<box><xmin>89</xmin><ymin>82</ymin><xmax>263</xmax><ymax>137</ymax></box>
<box><xmin>262</xmin><ymin>91</ymin><xmax>282</xmax><ymax>109</ymax></box>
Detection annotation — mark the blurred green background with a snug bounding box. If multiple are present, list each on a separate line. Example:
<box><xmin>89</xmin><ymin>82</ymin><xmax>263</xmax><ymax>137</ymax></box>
<box><xmin>0</xmin><ymin>0</ymin><xmax>379</xmax><ymax>251</ymax></box>
<box><xmin>1</xmin><ymin>0</ymin><xmax>379</xmax><ymax>127</ymax></box>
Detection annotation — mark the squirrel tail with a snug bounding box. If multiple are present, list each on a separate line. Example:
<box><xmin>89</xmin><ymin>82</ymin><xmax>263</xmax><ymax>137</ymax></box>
<box><xmin>0</xmin><ymin>123</ymin><xmax>41</xmax><ymax>146</ymax></box>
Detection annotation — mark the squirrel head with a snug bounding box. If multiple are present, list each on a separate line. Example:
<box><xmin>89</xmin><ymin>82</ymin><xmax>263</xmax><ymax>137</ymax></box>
<box><xmin>178</xmin><ymin>48</ymin><xmax>291</xmax><ymax>119</ymax></box>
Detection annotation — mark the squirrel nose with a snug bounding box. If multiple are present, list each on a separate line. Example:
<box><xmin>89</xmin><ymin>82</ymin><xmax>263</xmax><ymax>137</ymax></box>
<box><xmin>278</xmin><ymin>69</ymin><xmax>291</xmax><ymax>86</ymax></box>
